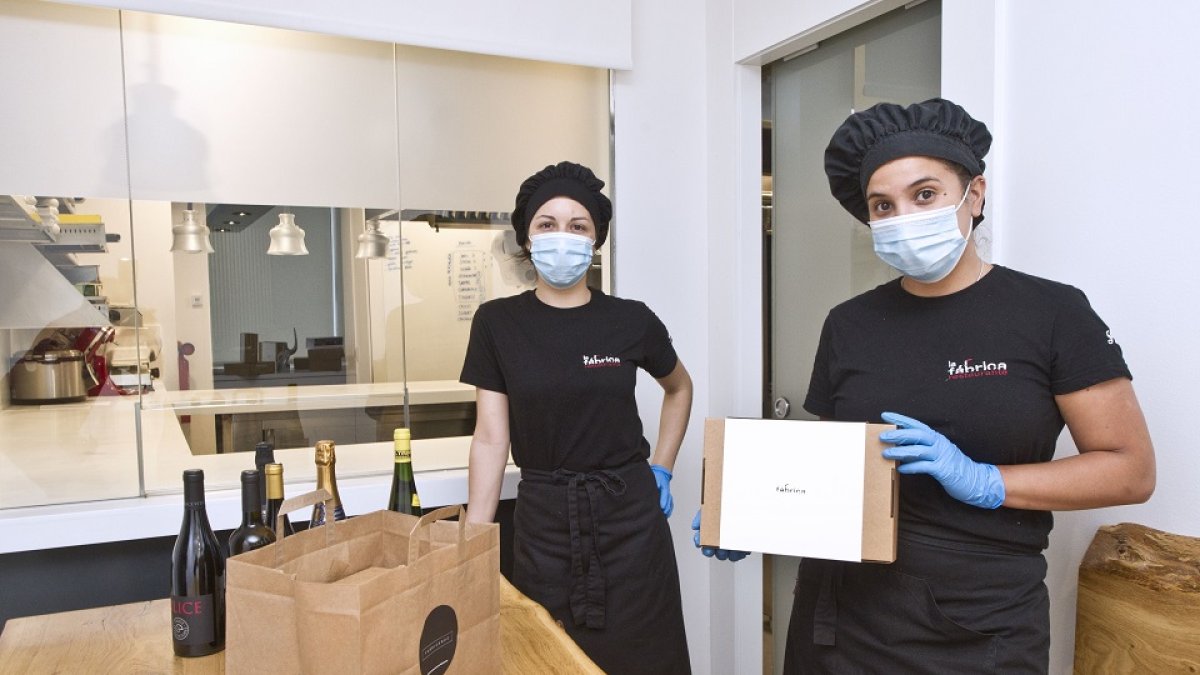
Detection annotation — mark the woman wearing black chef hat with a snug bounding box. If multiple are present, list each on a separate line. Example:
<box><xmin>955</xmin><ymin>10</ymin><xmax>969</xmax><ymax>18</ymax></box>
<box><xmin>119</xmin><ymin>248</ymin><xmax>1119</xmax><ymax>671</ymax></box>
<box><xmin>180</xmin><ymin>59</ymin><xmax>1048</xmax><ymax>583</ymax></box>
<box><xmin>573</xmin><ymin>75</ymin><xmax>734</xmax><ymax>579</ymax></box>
<box><xmin>461</xmin><ymin>161</ymin><xmax>694</xmax><ymax>673</ymax></box>
<box><xmin>769</xmin><ymin>99</ymin><xmax>1155</xmax><ymax>673</ymax></box>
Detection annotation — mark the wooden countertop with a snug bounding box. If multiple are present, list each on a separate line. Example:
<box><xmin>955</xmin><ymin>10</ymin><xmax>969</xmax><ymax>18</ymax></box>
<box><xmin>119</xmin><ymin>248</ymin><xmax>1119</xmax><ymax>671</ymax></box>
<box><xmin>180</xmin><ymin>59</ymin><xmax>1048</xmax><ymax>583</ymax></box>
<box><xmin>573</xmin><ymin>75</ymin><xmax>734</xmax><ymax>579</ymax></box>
<box><xmin>0</xmin><ymin>577</ymin><xmax>601</xmax><ymax>674</ymax></box>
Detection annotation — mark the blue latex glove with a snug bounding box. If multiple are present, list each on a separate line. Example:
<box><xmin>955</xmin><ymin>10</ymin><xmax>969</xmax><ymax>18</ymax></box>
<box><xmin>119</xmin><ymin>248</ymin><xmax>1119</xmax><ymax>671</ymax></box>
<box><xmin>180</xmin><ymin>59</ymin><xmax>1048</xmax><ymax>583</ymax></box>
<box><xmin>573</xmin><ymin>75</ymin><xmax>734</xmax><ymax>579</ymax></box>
<box><xmin>880</xmin><ymin>412</ymin><xmax>1006</xmax><ymax>510</ymax></box>
<box><xmin>691</xmin><ymin>509</ymin><xmax>750</xmax><ymax>562</ymax></box>
<box><xmin>650</xmin><ymin>464</ymin><xmax>674</xmax><ymax>517</ymax></box>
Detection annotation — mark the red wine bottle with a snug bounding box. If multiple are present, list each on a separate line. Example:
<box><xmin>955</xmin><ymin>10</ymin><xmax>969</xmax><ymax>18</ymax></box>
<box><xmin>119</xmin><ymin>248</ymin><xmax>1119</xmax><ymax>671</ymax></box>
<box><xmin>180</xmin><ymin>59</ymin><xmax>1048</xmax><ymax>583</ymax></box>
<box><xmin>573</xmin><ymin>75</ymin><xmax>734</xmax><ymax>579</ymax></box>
<box><xmin>227</xmin><ymin>470</ymin><xmax>276</xmax><ymax>556</ymax></box>
<box><xmin>264</xmin><ymin>462</ymin><xmax>296</xmax><ymax>538</ymax></box>
<box><xmin>170</xmin><ymin>469</ymin><xmax>225</xmax><ymax>657</ymax></box>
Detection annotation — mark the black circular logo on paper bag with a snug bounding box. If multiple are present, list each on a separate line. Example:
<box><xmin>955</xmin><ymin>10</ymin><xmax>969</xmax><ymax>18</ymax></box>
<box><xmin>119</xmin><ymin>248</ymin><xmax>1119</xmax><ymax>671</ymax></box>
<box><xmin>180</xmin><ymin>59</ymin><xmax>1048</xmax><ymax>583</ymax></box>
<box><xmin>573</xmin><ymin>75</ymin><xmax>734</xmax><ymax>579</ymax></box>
<box><xmin>419</xmin><ymin>605</ymin><xmax>458</xmax><ymax>675</ymax></box>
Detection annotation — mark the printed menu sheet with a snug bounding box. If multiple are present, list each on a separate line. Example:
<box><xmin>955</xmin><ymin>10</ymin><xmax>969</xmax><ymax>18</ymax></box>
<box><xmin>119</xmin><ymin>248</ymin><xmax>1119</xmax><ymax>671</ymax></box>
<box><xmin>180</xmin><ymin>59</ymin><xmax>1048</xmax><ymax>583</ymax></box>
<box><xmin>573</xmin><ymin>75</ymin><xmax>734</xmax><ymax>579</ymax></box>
<box><xmin>718</xmin><ymin>418</ymin><xmax>866</xmax><ymax>561</ymax></box>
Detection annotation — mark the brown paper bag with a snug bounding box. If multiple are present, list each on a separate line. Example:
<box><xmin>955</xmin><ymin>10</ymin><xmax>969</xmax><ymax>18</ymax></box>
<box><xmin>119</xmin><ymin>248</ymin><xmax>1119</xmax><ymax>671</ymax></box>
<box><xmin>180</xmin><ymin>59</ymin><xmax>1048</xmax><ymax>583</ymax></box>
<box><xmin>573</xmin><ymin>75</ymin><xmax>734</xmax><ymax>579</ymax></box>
<box><xmin>226</xmin><ymin>490</ymin><xmax>500</xmax><ymax>674</ymax></box>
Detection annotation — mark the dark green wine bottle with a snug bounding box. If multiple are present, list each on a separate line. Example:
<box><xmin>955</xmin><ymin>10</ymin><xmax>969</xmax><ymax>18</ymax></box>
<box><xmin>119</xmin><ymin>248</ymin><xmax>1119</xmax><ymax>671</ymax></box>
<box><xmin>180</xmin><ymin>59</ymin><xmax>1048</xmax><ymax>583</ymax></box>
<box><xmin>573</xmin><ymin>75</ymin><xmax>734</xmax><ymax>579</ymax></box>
<box><xmin>387</xmin><ymin>428</ymin><xmax>421</xmax><ymax>515</ymax></box>
<box><xmin>227</xmin><ymin>470</ymin><xmax>276</xmax><ymax>557</ymax></box>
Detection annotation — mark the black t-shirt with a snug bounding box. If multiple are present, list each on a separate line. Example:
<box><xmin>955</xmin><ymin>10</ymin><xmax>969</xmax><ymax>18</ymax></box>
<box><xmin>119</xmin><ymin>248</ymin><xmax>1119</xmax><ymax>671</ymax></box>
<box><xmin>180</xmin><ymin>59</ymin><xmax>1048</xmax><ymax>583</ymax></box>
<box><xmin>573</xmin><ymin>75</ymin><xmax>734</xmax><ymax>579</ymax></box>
<box><xmin>460</xmin><ymin>289</ymin><xmax>678</xmax><ymax>471</ymax></box>
<box><xmin>804</xmin><ymin>265</ymin><xmax>1131</xmax><ymax>554</ymax></box>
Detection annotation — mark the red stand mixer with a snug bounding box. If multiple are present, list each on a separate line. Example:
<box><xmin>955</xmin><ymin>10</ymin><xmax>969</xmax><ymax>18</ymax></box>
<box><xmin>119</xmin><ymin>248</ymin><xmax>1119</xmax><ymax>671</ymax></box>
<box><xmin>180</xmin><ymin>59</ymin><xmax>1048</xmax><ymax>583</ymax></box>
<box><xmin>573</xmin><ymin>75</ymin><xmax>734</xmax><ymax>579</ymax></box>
<box><xmin>71</xmin><ymin>325</ymin><xmax>119</xmax><ymax>397</ymax></box>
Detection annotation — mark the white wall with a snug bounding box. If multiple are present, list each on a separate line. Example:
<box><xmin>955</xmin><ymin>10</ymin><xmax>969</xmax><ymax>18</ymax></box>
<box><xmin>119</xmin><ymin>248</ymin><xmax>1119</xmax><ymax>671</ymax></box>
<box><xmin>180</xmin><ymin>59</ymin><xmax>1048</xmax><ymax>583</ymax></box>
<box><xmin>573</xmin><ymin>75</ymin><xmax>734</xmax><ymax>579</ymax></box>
<box><xmin>612</xmin><ymin>2</ymin><xmax>717</xmax><ymax>670</ymax></box>
<box><xmin>0</xmin><ymin>1</ymin><xmax>127</xmax><ymax>198</ymax></box>
<box><xmin>119</xmin><ymin>11</ymin><xmax>400</xmax><ymax>208</ymax></box>
<box><xmin>65</xmin><ymin>0</ymin><xmax>632</xmax><ymax>69</ymax></box>
<box><xmin>992</xmin><ymin>3</ymin><xmax>1200</xmax><ymax>671</ymax></box>
<box><xmin>393</xmin><ymin>46</ymin><xmax>610</xmax><ymax>212</ymax></box>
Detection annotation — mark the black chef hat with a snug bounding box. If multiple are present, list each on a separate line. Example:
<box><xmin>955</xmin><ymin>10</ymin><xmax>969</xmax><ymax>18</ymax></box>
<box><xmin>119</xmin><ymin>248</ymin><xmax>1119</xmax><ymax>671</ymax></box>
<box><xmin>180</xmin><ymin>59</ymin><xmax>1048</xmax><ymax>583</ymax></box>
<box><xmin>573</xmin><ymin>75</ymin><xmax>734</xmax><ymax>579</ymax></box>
<box><xmin>512</xmin><ymin>161</ymin><xmax>612</xmax><ymax>247</ymax></box>
<box><xmin>824</xmin><ymin>98</ymin><xmax>992</xmax><ymax>224</ymax></box>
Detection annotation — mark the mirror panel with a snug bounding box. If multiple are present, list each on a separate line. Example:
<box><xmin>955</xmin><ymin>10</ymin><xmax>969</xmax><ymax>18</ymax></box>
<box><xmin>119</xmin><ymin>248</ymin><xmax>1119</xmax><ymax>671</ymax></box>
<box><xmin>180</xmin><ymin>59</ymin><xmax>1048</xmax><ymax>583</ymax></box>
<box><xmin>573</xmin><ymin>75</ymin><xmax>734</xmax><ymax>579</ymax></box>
<box><xmin>1</xmin><ymin>0</ymin><xmax>610</xmax><ymax>510</ymax></box>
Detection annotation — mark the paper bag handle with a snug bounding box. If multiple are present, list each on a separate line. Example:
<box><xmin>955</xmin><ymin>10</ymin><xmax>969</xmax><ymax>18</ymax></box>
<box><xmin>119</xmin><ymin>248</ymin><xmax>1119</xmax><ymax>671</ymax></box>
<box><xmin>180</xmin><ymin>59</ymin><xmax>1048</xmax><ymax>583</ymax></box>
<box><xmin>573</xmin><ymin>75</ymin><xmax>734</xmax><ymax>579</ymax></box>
<box><xmin>272</xmin><ymin>488</ymin><xmax>334</xmax><ymax>566</ymax></box>
<box><xmin>406</xmin><ymin>504</ymin><xmax>466</xmax><ymax>564</ymax></box>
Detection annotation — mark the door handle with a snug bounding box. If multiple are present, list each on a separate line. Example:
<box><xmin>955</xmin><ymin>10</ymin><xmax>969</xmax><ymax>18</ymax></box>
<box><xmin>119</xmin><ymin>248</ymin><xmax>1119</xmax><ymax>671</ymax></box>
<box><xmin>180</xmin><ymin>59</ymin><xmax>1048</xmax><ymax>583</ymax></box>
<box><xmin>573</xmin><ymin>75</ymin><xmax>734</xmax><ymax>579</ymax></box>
<box><xmin>773</xmin><ymin>397</ymin><xmax>790</xmax><ymax>419</ymax></box>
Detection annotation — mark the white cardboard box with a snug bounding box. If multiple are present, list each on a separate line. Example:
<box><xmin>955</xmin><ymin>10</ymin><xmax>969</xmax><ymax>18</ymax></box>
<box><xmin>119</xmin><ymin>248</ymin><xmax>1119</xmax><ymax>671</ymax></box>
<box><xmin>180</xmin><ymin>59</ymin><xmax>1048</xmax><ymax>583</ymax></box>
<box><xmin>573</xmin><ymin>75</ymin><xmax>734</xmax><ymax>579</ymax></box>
<box><xmin>699</xmin><ymin>417</ymin><xmax>898</xmax><ymax>563</ymax></box>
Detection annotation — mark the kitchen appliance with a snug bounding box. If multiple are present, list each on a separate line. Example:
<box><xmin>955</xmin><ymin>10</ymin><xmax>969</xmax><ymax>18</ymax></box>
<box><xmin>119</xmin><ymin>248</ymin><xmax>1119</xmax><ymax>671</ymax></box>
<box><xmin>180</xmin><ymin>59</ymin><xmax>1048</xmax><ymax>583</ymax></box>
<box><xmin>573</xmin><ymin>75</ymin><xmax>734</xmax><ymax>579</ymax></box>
<box><xmin>10</xmin><ymin>349</ymin><xmax>88</xmax><ymax>404</ymax></box>
<box><xmin>108</xmin><ymin>344</ymin><xmax>155</xmax><ymax>394</ymax></box>
<box><xmin>72</xmin><ymin>326</ymin><xmax>117</xmax><ymax>396</ymax></box>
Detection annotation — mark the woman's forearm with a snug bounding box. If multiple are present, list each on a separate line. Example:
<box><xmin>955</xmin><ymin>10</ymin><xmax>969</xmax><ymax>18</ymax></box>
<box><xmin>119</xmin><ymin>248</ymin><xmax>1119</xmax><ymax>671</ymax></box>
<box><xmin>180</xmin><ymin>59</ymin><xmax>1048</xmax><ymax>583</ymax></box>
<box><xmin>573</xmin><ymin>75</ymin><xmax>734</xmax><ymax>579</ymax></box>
<box><xmin>651</xmin><ymin>362</ymin><xmax>694</xmax><ymax>470</ymax></box>
<box><xmin>466</xmin><ymin>437</ymin><xmax>509</xmax><ymax>523</ymax></box>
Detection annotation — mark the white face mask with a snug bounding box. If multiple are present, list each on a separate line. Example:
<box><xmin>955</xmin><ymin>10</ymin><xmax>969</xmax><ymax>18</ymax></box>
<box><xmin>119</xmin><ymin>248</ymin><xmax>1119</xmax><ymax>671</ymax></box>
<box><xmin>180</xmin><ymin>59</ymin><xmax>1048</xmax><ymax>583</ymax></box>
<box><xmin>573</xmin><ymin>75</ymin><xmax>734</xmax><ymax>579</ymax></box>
<box><xmin>869</xmin><ymin>182</ymin><xmax>974</xmax><ymax>283</ymax></box>
<box><xmin>529</xmin><ymin>232</ymin><xmax>594</xmax><ymax>289</ymax></box>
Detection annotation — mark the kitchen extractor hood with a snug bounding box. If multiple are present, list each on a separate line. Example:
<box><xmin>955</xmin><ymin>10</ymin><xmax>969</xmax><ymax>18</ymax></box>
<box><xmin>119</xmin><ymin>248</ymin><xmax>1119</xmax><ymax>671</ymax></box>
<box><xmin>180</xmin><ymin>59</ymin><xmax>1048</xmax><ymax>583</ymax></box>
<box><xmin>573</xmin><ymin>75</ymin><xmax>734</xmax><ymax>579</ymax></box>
<box><xmin>0</xmin><ymin>243</ymin><xmax>111</xmax><ymax>329</ymax></box>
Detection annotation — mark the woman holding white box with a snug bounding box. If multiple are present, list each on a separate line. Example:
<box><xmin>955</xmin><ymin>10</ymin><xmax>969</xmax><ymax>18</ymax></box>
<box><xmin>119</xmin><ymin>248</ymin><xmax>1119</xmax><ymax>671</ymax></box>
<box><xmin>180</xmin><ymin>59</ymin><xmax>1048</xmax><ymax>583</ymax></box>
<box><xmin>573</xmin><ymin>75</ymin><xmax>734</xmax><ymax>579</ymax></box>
<box><xmin>775</xmin><ymin>99</ymin><xmax>1156</xmax><ymax>673</ymax></box>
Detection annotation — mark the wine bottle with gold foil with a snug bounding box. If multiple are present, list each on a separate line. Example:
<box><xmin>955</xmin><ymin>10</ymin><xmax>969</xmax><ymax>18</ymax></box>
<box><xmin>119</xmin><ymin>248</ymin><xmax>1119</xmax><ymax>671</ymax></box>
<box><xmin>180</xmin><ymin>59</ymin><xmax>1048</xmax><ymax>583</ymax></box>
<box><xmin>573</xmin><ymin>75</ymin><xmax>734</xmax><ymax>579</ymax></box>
<box><xmin>309</xmin><ymin>440</ymin><xmax>347</xmax><ymax>526</ymax></box>
<box><xmin>387</xmin><ymin>428</ymin><xmax>421</xmax><ymax>515</ymax></box>
<box><xmin>263</xmin><ymin>463</ymin><xmax>296</xmax><ymax>538</ymax></box>
<box><xmin>170</xmin><ymin>469</ymin><xmax>225</xmax><ymax>657</ymax></box>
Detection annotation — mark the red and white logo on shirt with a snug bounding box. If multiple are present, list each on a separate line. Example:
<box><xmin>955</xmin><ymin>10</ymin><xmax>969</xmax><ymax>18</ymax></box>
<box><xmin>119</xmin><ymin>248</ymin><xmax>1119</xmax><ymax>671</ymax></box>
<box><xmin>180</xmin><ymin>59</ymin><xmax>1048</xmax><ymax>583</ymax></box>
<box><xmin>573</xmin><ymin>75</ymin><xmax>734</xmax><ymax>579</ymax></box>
<box><xmin>582</xmin><ymin>354</ymin><xmax>622</xmax><ymax>368</ymax></box>
<box><xmin>947</xmin><ymin>357</ymin><xmax>1008</xmax><ymax>381</ymax></box>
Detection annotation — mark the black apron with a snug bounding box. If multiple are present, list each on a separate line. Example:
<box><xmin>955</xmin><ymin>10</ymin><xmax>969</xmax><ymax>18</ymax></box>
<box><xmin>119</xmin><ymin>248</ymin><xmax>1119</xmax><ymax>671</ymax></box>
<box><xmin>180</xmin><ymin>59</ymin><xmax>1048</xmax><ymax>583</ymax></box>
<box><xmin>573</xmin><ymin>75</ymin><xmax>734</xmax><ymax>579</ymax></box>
<box><xmin>783</xmin><ymin>533</ymin><xmax>1050</xmax><ymax>674</ymax></box>
<box><xmin>514</xmin><ymin>460</ymin><xmax>691</xmax><ymax>674</ymax></box>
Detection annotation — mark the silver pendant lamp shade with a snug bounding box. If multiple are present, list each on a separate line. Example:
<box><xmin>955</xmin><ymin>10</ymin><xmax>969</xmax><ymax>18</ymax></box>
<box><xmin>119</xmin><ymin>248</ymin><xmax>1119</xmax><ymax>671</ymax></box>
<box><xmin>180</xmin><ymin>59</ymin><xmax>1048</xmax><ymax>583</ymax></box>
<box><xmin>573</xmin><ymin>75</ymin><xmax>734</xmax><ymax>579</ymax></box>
<box><xmin>354</xmin><ymin>219</ymin><xmax>389</xmax><ymax>259</ymax></box>
<box><xmin>170</xmin><ymin>208</ymin><xmax>215</xmax><ymax>254</ymax></box>
<box><xmin>267</xmin><ymin>211</ymin><xmax>308</xmax><ymax>256</ymax></box>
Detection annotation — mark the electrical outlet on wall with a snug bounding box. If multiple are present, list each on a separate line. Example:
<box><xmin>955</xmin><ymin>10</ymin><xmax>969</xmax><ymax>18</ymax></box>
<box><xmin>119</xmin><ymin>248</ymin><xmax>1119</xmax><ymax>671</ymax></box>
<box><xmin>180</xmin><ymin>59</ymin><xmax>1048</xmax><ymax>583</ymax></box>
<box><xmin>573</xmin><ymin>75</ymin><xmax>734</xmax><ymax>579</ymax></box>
<box><xmin>190</xmin><ymin>294</ymin><xmax>203</xmax><ymax>308</ymax></box>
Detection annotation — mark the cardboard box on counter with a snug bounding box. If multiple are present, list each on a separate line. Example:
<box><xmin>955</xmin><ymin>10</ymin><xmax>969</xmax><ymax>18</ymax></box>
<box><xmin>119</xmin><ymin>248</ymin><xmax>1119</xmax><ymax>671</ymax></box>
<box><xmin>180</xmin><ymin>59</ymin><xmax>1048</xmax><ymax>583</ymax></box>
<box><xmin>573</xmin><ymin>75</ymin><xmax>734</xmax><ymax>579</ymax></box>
<box><xmin>699</xmin><ymin>417</ymin><xmax>898</xmax><ymax>563</ymax></box>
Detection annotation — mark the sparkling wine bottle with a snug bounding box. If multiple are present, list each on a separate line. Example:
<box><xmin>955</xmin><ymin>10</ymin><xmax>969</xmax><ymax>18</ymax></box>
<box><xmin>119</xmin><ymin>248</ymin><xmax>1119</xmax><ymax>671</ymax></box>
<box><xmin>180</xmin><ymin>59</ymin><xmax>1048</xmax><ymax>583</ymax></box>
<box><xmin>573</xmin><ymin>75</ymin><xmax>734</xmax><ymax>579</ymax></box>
<box><xmin>170</xmin><ymin>469</ymin><xmax>225</xmax><ymax>657</ymax></box>
<box><xmin>309</xmin><ymin>440</ymin><xmax>347</xmax><ymax>526</ymax></box>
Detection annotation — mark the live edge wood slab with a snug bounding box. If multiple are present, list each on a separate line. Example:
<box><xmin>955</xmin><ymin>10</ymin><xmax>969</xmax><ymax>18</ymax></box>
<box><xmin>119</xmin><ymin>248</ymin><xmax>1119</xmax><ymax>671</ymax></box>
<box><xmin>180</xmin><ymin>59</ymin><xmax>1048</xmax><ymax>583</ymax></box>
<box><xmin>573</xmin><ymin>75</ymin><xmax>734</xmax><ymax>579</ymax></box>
<box><xmin>1074</xmin><ymin>522</ymin><xmax>1200</xmax><ymax>673</ymax></box>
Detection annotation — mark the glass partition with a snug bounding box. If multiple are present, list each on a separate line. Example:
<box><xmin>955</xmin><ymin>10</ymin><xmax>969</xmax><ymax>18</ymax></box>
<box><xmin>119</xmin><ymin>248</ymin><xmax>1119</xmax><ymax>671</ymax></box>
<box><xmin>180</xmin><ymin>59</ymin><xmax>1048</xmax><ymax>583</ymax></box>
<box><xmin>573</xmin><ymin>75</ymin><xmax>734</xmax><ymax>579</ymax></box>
<box><xmin>0</xmin><ymin>0</ymin><xmax>610</xmax><ymax>509</ymax></box>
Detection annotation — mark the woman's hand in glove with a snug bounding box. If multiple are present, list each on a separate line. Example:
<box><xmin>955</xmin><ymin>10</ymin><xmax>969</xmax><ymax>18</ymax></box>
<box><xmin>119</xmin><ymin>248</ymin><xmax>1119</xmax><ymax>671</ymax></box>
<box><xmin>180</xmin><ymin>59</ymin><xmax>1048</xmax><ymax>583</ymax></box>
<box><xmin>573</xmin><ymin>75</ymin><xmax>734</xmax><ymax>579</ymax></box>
<box><xmin>650</xmin><ymin>464</ymin><xmax>674</xmax><ymax>517</ymax></box>
<box><xmin>691</xmin><ymin>510</ymin><xmax>750</xmax><ymax>561</ymax></box>
<box><xmin>880</xmin><ymin>412</ymin><xmax>1006</xmax><ymax>509</ymax></box>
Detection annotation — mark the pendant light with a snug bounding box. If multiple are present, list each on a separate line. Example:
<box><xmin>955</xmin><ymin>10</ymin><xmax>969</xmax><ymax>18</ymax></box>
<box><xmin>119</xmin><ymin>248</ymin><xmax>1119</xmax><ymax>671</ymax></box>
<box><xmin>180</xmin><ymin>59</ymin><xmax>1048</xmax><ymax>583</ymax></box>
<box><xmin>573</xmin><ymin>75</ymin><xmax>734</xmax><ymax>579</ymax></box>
<box><xmin>170</xmin><ymin>207</ymin><xmax>214</xmax><ymax>254</ymax></box>
<box><xmin>267</xmin><ymin>210</ymin><xmax>308</xmax><ymax>256</ymax></box>
<box><xmin>354</xmin><ymin>218</ymin><xmax>389</xmax><ymax>259</ymax></box>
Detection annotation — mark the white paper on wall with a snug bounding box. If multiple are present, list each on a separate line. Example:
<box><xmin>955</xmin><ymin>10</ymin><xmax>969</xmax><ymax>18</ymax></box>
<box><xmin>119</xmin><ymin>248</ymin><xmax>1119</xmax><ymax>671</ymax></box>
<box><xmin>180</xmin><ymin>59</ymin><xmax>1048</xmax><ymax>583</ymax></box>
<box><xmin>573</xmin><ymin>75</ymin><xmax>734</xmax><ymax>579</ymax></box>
<box><xmin>719</xmin><ymin>418</ymin><xmax>866</xmax><ymax>561</ymax></box>
<box><xmin>367</xmin><ymin>221</ymin><xmax>534</xmax><ymax>382</ymax></box>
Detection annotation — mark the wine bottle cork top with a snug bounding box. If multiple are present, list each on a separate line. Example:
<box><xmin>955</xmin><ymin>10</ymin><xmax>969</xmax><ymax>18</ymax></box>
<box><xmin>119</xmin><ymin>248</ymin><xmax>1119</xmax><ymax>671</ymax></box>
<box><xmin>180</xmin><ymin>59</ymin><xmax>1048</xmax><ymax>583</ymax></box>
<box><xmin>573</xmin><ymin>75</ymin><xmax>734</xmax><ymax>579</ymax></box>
<box><xmin>394</xmin><ymin>428</ymin><xmax>411</xmax><ymax>441</ymax></box>
<box><xmin>264</xmin><ymin>462</ymin><xmax>283</xmax><ymax>475</ymax></box>
<box><xmin>314</xmin><ymin>440</ymin><xmax>337</xmax><ymax>464</ymax></box>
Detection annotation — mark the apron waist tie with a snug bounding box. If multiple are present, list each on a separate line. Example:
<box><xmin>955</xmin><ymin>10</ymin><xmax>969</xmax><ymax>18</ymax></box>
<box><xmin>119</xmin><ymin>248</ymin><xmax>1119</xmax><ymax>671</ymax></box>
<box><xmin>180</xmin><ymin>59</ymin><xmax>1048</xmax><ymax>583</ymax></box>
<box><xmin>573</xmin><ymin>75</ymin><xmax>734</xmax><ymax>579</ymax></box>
<box><xmin>813</xmin><ymin>564</ymin><xmax>843</xmax><ymax>646</ymax></box>
<box><xmin>522</xmin><ymin>466</ymin><xmax>628</xmax><ymax>629</ymax></box>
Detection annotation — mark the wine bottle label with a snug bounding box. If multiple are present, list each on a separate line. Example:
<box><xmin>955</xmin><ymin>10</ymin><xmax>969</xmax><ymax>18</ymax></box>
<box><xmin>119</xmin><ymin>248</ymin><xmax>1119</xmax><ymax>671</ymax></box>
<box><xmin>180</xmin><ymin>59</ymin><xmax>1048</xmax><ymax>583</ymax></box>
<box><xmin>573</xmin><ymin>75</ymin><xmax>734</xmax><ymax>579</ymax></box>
<box><xmin>394</xmin><ymin>446</ymin><xmax>412</xmax><ymax>462</ymax></box>
<box><xmin>171</xmin><ymin>594</ymin><xmax>216</xmax><ymax>645</ymax></box>
<box><xmin>412</xmin><ymin>493</ymin><xmax>421</xmax><ymax>508</ymax></box>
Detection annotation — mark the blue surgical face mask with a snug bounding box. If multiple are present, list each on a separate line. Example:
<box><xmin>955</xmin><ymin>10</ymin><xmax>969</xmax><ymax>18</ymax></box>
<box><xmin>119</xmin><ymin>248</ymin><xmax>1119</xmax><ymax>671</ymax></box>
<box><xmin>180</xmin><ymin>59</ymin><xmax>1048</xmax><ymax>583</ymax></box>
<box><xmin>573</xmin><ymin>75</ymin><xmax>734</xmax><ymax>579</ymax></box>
<box><xmin>869</xmin><ymin>182</ymin><xmax>974</xmax><ymax>283</ymax></box>
<box><xmin>529</xmin><ymin>232</ymin><xmax>594</xmax><ymax>289</ymax></box>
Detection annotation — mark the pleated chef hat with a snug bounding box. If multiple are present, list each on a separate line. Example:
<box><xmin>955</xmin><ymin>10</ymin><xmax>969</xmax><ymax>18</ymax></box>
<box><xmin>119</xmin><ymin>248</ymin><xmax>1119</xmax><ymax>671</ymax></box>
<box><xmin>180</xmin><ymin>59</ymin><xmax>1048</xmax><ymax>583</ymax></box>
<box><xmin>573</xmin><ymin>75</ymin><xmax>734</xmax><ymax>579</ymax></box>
<box><xmin>824</xmin><ymin>98</ymin><xmax>992</xmax><ymax>224</ymax></box>
<box><xmin>512</xmin><ymin>161</ymin><xmax>612</xmax><ymax>247</ymax></box>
